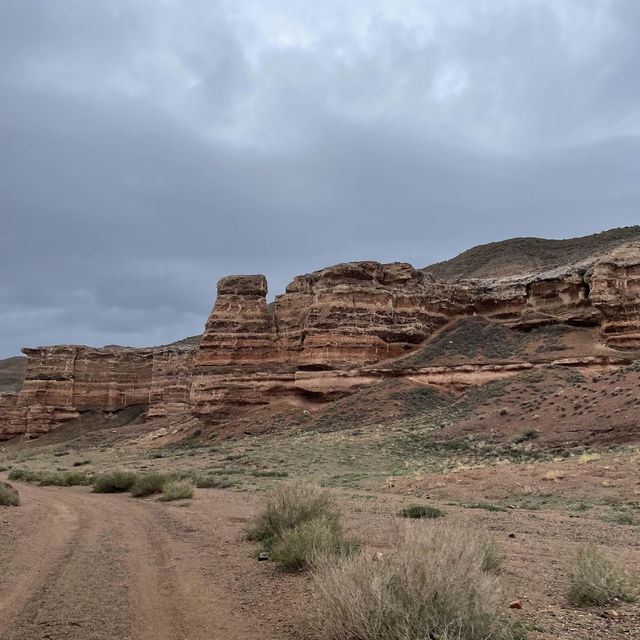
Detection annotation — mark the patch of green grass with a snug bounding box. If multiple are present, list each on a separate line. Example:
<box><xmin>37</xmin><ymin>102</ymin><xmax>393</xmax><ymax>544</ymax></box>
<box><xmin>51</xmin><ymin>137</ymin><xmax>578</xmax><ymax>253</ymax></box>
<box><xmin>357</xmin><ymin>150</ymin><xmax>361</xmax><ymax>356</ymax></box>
<box><xmin>398</xmin><ymin>504</ymin><xmax>445</xmax><ymax>519</ymax></box>
<box><xmin>599</xmin><ymin>511</ymin><xmax>639</xmax><ymax>526</ymax></box>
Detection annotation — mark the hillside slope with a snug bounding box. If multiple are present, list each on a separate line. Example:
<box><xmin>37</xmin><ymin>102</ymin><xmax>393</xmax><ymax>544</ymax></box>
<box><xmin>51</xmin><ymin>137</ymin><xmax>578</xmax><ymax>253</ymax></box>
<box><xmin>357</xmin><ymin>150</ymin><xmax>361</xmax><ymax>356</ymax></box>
<box><xmin>424</xmin><ymin>226</ymin><xmax>640</xmax><ymax>280</ymax></box>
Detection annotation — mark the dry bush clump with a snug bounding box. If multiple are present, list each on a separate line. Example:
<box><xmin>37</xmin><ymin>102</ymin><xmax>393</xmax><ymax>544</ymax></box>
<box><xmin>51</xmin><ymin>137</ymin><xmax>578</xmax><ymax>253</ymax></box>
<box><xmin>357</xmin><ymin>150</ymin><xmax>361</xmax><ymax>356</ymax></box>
<box><xmin>0</xmin><ymin>481</ymin><xmax>20</xmax><ymax>506</ymax></box>
<box><xmin>246</xmin><ymin>482</ymin><xmax>340</xmax><ymax>546</ymax></box>
<box><xmin>271</xmin><ymin>516</ymin><xmax>356</xmax><ymax>572</ymax></box>
<box><xmin>130</xmin><ymin>473</ymin><xmax>169</xmax><ymax>497</ymax></box>
<box><xmin>311</xmin><ymin>521</ymin><xmax>516</xmax><ymax>640</ymax></box>
<box><xmin>93</xmin><ymin>470</ymin><xmax>138</xmax><ymax>493</ymax></box>
<box><xmin>247</xmin><ymin>483</ymin><xmax>353</xmax><ymax>571</ymax></box>
<box><xmin>568</xmin><ymin>543</ymin><xmax>637</xmax><ymax>606</ymax></box>
<box><xmin>159</xmin><ymin>479</ymin><xmax>194</xmax><ymax>502</ymax></box>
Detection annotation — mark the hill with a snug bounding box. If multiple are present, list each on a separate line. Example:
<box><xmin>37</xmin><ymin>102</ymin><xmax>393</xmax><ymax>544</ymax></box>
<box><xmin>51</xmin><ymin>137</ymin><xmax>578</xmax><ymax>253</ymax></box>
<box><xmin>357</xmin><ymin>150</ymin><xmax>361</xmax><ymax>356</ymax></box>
<box><xmin>423</xmin><ymin>226</ymin><xmax>640</xmax><ymax>280</ymax></box>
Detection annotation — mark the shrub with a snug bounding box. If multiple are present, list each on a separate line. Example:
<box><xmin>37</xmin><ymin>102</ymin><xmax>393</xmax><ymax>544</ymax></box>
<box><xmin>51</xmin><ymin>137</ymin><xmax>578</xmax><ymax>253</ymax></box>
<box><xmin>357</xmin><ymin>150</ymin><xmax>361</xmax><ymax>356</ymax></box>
<box><xmin>159</xmin><ymin>479</ymin><xmax>194</xmax><ymax>502</ymax></box>
<box><xmin>93</xmin><ymin>470</ymin><xmax>138</xmax><ymax>493</ymax></box>
<box><xmin>271</xmin><ymin>516</ymin><xmax>356</xmax><ymax>572</ymax></box>
<box><xmin>130</xmin><ymin>472</ymin><xmax>168</xmax><ymax>497</ymax></box>
<box><xmin>399</xmin><ymin>505</ymin><xmax>445</xmax><ymax>519</ymax></box>
<box><xmin>568</xmin><ymin>544</ymin><xmax>637</xmax><ymax>606</ymax></box>
<box><xmin>8</xmin><ymin>469</ymin><xmax>89</xmax><ymax>486</ymax></box>
<box><xmin>0</xmin><ymin>482</ymin><xmax>20</xmax><ymax>506</ymax></box>
<box><xmin>38</xmin><ymin>471</ymin><xmax>91</xmax><ymax>486</ymax></box>
<box><xmin>193</xmin><ymin>474</ymin><xmax>235</xmax><ymax>489</ymax></box>
<box><xmin>311</xmin><ymin>522</ymin><xmax>517</xmax><ymax>640</ymax></box>
<box><xmin>246</xmin><ymin>483</ymin><xmax>340</xmax><ymax>548</ymax></box>
<box><xmin>8</xmin><ymin>469</ymin><xmax>37</xmax><ymax>482</ymax></box>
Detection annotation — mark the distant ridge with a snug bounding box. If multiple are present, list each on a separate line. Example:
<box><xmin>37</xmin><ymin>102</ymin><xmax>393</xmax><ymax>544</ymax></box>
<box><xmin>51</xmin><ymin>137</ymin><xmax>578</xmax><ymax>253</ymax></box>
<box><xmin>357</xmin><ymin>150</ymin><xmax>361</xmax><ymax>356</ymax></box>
<box><xmin>423</xmin><ymin>226</ymin><xmax>640</xmax><ymax>280</ymax></box>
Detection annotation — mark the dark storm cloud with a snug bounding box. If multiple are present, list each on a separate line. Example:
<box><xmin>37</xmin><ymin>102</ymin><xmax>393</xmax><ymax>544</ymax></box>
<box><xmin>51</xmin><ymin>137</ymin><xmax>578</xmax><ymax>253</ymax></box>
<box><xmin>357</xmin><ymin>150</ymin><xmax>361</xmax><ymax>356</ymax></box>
<box><xmin>2</xmin><ymin>1</ymin><xmax>639</xmax><ymax>356</ymax></box>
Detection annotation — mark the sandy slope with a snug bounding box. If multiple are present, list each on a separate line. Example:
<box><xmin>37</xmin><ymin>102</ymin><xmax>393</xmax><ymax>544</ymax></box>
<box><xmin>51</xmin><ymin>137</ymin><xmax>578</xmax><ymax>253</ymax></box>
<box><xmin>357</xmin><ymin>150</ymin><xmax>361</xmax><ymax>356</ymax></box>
<box><xmin>0</xmin><ymin>482</ymin><xmax>299</xmax><ymax>640</ymax></box>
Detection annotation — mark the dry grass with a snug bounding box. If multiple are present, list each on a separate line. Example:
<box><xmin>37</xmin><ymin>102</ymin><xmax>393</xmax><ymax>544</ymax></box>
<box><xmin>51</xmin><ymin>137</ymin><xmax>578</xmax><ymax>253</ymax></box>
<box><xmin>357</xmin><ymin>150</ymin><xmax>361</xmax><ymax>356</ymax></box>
<box><xmin>271</xmin><ymin>516</ymin><xmax>356</xmax><ymax>572</ymax></box>
<box><xmin>311</xmin><ymin>521</ymin><xmax>516</xmax><ymax>640</ymax></box>
<box><xmin>92</xmin><ymin>470</ymin><xmax>138</xmax><ymax>493</ymax></box>
<box><xmin>159</xmin><ymin>479</ymin><xmax>194</xmax><ymax>502</ymax></box>
<box><xmin>568</xmin><ymin>544</ymin><xmax>637</xmax><ymax>606</ymax></box>
<box><xmin>0</xmin><ymin>481</ymin><xmax>20</xmax><ymax>506</ymax></box>
<box><xmin>246</xmin><ymin>482</ymin><xmax>340</xmax><ymax>548</ymax></box>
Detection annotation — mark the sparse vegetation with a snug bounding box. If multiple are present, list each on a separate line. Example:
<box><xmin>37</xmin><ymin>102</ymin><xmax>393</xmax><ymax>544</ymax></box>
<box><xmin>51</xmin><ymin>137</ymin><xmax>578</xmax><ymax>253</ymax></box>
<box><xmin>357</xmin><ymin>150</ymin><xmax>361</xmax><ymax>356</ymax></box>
<box><xmin>93</xmin><ymin>470</ymin><xmax>138</xmax><ymax>493</ymax></box>
<box><xmin>159</xmin><ymin>479</ymin><xmax>194</xmax><ymax>502</ymax></box>
<box><xmin>311</xmin><ymin>523</ymin><xmax>516</xmax><ymax>640</ymax></box>
<box><xmin>246</xmin><ymin>482</ymin><xmax>340</xmax><ymax>547</ymax></box>
<box><xmin>130</xmin><ymin>472</ymin><xmax>169</xmax><ymax>497</ymax></box>
<box><xmin>398</xmin><ymin>504</ymin><xmax>445</xmax><ymax>519</ymax></box>
<box><xmin>568</xmin><ymin>544</ymin><xmax>637</xmax><ymax>606</ymax></box>
<box><xmin>271</xmin><ymin>516</ymin><xmax>356</xmax><ymax>572</ymax></box>
<box><xmin>247</xmin><ymin>483</ymin><xmax>354</xmax><ymax>571</ymax></box>
<box><xmin>464</xmin><ymin>502</ymin><xmax>508</xmax><ymax>513</ymax></box>
<box><xmin>8</xmin><ymin>469</ymin><xmax>90</xmax><ymax>486</ymax></box>
<box><xmin>0</xmin><ymin>481</ymin><xmax>20</xmax><ymax>506</ymax></box>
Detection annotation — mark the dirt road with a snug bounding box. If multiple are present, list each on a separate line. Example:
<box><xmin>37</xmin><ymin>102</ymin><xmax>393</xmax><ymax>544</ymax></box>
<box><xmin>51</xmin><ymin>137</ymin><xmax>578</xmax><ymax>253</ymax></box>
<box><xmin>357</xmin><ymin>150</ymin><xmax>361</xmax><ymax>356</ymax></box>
<box><xmin>0</xmin><ymin>481</ymin><xmax>302</xmax><ymax>640</ymax></box>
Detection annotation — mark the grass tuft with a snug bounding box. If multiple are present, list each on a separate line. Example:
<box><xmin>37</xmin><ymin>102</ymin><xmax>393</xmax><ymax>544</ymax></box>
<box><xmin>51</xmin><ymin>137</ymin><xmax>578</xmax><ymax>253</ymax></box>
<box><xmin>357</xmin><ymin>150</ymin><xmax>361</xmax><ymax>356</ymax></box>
<box><xmin>271</xmin><ymin>516</ymin><xmax>356</xmax><ymax>572</ymax></box>
<box><xmin>568</xmin><ymin>544</ymin><xmax>637</xmax><ymax>606</ymax></box>
<box><xmin>130</xmin><ymin>472</ymin><xmax>168</xmax><ymax>497</ymax></box>
<box><xmin>0</xmin><ymin>481</ymin><xmax>20</xmax><ymax>506</ymax></box>
<box><xmin>398</xmin><ymin>504</ymin><xmax>445</xmax><ymax>519</ymax></box>
<box><xmin>246</xmin><ymin>482</ymin><xmax>340</xmax><ymax>547</ymax></box>
<box><xmin>159</xmin><ymin>479</ymin><xmax>195</xmax><ymax>502</ymax></box>
<box><xmin>93</xmin><ymin>470</ymin><xmax>138</xmax><ymax>493</ymax></box>
<box><xmin>311</xmin><ymin>522</ymin><xmax>517</xmax><ymax>640</ymax></box>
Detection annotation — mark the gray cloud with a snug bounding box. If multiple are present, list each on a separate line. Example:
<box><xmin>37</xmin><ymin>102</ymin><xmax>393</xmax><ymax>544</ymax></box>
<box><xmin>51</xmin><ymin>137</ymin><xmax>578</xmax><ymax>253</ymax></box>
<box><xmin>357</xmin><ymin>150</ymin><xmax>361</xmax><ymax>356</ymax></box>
<box><xmin>1</xmin><ymin>1</ymin><xmax>639</xmax><ymax>356</ymax></box>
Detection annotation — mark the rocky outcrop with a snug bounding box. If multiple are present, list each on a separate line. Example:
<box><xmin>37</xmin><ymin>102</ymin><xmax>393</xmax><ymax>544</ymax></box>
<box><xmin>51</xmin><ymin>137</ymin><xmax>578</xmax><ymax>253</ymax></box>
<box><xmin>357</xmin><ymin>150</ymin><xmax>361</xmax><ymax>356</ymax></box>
<box><xmin>2</xmin><ymin>229</ymin><xmax>640</xmax><ymax>437</ymax></box>
<box><xmin>191</xmin><ymin>243</ymin><xmax>640</xmax><ymax>422</ymax></box>
<box><xmin>1</xmin><ymin>339</ymin><xmax>199</xmax><ymax>438</ymax></box>
<box><xmin>588</xmin><ymin>243</ymin><xmax>640</xmax><ymax>349</ymax></box>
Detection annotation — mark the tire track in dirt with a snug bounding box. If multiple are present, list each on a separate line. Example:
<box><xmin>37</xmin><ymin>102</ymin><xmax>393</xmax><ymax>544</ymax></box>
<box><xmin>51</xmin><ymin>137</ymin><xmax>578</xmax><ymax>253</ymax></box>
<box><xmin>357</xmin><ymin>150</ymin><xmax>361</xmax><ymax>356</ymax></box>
<box><xmin>0</xmin><ymin>481</ymin><xmax>285</xmax><ymax>640</ymax></box>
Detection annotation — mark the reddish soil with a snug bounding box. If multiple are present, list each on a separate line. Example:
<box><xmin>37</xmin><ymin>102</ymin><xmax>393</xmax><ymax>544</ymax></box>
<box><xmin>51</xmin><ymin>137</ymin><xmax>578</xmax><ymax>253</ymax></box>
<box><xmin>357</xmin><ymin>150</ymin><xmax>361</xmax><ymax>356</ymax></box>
<box><xmin>2</xmin><ymin>477</ymin><xmax>639</xmax><ymax>640</ymax></box>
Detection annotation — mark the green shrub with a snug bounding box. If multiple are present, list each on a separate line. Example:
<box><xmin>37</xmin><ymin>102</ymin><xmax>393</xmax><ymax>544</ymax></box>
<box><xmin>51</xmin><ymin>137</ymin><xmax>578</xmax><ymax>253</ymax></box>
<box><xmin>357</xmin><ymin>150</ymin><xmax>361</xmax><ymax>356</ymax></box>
<box><xmin>399</xmin><ymin>505</ymin><xmax>445</xmax><ymax>519</ymax></box>
<box><xmin>0</xmin><ymin>482</ymin><xmax>20</xmax><ymax>506</ymax></box>
<box><xmin>271</xmin><ymin>516</ymin><xmax>356</xmax><ymax>572</ymax></box>
<box><xmin>159</xmin><ymin>479</ymin><xmax>194</xmax><ymax>502</ymax></box>
<box><xmin>8</xmin><ymin>469</ymin><xmax>89</xmax><ymax>486</ymax></box>
<box><xmin>130</xmin><ymin>472</ymin><xmax>168</xmax><ymax>497</ymax></box>
<box><xmin>38</xmin><ymin>471</ymin><xmax>90</xmax><ymax>486</ymax></box>
<box><xmin>193</xmin><ymin>474</ymin><xmax>235</xmax><ymax>489</ymax></box>
<box><xmin>8</xmin><ymin>469</ymin><xmax>37</xmax><ymax>482</ymax></box>
<box><xmin>246</xmin><ymin>483</ymin><xmax>340</xmax><ymax>548</ymax></box>
<box><xmin>93</xmin><ymin>470</ymin><xmax>138</xmax><ymax>493</ymax></box>
<box><xmin>312</xmin><ymin>522</ymin><xmax>518</xmax><ymax>640</ymax></box>
<box><xmin>568</xmin><ymin>544</ymin><xmax>637</xmax><ymax>606</ymax></box>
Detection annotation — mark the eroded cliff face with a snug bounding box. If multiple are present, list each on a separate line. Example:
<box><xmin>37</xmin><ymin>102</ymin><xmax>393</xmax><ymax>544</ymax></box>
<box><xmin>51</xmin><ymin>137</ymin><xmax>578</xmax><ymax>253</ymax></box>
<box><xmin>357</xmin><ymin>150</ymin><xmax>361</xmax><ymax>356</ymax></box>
<box><xmin>190</xmin><ymin>244</ymin><xmax>640</xmax><ymax>423</ymax></box>
<box><xmin>3</xmin><ymin>341</ymin><xmax>199</xmax><ymax>438</ymax></box>
<box><xmin>2</xmin><ymin>236</ymin><xmax>639</xmax><ymax>438</ymax></box>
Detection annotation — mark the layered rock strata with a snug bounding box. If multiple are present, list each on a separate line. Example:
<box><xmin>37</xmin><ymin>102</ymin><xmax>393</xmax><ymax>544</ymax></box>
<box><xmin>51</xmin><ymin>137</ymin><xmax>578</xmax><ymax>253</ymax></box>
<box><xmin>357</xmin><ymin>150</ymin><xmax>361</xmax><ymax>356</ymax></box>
<box><xmin>2</xmin><ymin>234</ymin><xmax>639</xmax><ymax>437</ymax></box>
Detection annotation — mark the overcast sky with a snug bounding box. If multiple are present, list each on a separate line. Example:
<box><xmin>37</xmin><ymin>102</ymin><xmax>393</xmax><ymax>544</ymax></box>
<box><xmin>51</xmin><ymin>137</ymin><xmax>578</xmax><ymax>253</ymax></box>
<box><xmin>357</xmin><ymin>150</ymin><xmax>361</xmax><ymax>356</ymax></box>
<box><xmin>2</xmin><ymin>1</ymin><xmax>639</xmax><ymax>357</ymax></box>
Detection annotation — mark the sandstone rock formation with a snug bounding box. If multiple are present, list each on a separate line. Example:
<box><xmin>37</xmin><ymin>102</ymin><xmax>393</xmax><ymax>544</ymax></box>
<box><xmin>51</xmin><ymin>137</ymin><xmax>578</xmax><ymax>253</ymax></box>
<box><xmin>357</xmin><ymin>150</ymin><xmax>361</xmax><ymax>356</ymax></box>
<box><xmin>2</xmin><ymin>228</ymin><xmax>639</xmax><ymax>438</ymax></box>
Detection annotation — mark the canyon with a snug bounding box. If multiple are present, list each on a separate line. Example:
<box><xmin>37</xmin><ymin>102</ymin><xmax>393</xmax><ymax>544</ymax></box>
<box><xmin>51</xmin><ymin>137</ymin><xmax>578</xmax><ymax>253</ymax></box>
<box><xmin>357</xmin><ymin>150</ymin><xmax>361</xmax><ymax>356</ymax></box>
<box><xmin>2</xmin><ymin>227</ymin><xmax>639</xmax><ymax>439</ymax></box>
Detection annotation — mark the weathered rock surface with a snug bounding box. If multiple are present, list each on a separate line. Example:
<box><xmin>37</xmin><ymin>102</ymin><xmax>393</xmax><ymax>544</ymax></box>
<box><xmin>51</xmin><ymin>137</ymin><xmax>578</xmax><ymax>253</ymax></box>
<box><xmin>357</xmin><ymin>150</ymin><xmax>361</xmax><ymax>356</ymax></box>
<box><xmin>2</xmin><ymin>228</ymin><xmax>640</xmax><ymax>437</ymax></box>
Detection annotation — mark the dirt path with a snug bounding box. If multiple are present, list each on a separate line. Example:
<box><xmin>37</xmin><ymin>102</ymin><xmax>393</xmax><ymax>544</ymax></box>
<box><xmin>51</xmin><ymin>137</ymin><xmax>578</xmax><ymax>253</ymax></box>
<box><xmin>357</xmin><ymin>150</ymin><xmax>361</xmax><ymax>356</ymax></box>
<box><xmin>0</xmin><ymin>481</ymin><xmax>301</xmax><ymax>640</ymax></box>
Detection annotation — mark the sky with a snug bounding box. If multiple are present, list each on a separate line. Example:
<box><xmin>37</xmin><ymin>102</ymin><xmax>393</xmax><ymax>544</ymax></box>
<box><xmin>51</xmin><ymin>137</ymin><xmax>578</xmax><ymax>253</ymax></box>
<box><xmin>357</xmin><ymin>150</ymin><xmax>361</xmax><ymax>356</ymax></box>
<box><xmin>1</xmin><ymin>1</ymin><xmax>639</xmax><ymax>357</ymax></box>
